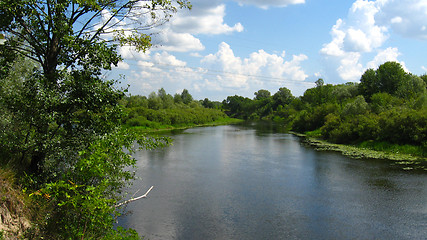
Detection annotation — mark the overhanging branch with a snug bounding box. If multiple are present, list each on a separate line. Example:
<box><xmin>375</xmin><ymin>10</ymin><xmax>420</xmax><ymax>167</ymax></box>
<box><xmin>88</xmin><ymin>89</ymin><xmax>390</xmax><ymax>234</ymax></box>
<box><xmin>115</xmin><ymin>186</ymin><xmax>154</xmax><ymax>208</ymax></box>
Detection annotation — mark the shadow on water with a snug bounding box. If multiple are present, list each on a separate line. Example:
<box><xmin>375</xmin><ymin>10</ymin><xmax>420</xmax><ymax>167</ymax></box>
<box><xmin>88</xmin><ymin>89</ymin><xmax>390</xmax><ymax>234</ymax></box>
<box><xmin>120</xmin><ymin>122</ymin><xmax>427</xmax><ymax>240</ymax></box>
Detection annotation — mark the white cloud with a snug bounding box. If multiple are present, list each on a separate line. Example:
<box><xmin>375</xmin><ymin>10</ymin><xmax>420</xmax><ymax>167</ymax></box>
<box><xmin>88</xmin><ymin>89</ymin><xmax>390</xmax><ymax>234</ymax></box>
<box><xmin>151</xmin><ymin>29</ymin><xmax>205</xmax><ymax>52</ymax></box>
<box><xmin>341</xmin><ymin>0</ymin><xmax>388</xmax><ymax>53</ymax></box>
<box><xmin>116</xmin><ymin>61</ymin><xmax>130</xmax><ymax>70</ymax></box>
<box><xmin>152</xmin><ymin>52</ymin><xmax>187</xmax><ymax>67</ymax></box>
<box><xmin>390</xmin><ymin>16</ymin><xmax>402</xmax><ymax>24</ymax></box>
<box><xmin>344</xmin><ymin>28</ymin><xmax>372</xmax><ymax>52</ymax></box>
<box><xmin>320</xmin><ymin>19</ymin><xmax>346</xmax><ymax>56</ymax></box>
<box><xmin>202</xmin><ymin>42</ymin><xmax>247</xmax><ymax>88</ymax></box>
<box><xmin>336</xmin><ymin>52</ymin><xmax>364</xmax><ymax>81</ymax></box>
<box><xmin>119</xmin><ymin>42</ymin><xmax>311</xmax><ymax>99</ymax></box>
<box><xmin>148</xmin><ymin>2</ymin><xmax>243</xmax><ymax>52</ymax></box>
<box><xmin>127</xmin><ymin>0</ymin><xmax>308</xmax><ymax>54</ymax></box>
<box><xmin>171</xmin><ymin>4</ymin><xmax>244</xmax><ymax>35</ymax></box>
<box><xmin>235</xmin><ymin>0</ymin><xmax>305</xmax><ymax>9</ymax></box>
<box><xmin>119</xmin><ymin>46</ymin><xmax>151</xmax><ymax>60</ymax></box>
<box><xmin>122</xmin><ymin>51</ymin><xmax>204</xmax><ymax>96</ymax></box>
<box><xmin>190</xmin><ymin>52</ymin><xmax>203</xmax><ymax>58</ymax></box>
<box><xmin>201</xmin><ymin>42</ymin><xmax>309</xmax><ymax>91</ymax></box>
<box><xmin>320</xmin><ymin>0</ymin><xmax>408</xmax><ymax>82</ymax></box>
<box><xmin>366</xmin><ymin>47</ymin><xmax>406</xmax><ymax>70</ymax></box>
<box><xmin>377</xmin><ymin>0</ymin><xmax>427</xmax><ymax>40</ymax></box>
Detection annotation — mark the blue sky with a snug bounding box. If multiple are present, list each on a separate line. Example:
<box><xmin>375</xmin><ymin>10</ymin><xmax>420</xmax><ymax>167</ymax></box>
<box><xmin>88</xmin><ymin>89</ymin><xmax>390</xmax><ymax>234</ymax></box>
<box><xmin>111</xmin><ymin>0</ymin><xmax>427</xmax><ymax>101</ymax></box>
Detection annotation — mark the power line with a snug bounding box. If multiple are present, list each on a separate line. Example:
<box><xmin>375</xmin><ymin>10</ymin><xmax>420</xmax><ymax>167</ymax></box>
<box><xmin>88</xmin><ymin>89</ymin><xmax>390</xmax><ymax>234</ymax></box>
<box><xmin>120</xmin><ymin>60</ymin><xmax>314</xmax><ymax>86</ymax></box>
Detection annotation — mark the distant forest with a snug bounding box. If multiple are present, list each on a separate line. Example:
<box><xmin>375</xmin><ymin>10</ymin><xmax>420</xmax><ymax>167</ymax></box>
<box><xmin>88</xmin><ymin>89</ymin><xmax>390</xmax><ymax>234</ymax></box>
<box><xmin>124</xmin><ymin>61</ymin><xmax>427</xmax><ymax>155</ymax></box>
<box><xmin>121</xmin><ymin>88</ymin><xmax>229</xmax><ymax>129</ymax></box>
<box><xmin>221</xmin><ymin>62</ymin><xmax>427</xmax><ymax>156</ymax></box>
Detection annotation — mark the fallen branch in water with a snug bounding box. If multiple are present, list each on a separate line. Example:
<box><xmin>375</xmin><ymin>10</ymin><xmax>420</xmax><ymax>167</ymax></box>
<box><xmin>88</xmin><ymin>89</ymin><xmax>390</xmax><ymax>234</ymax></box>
<box><xmin>115</xmin><ymin>186</ymin><xmax>154</xmax><ymax>208</ymax></box>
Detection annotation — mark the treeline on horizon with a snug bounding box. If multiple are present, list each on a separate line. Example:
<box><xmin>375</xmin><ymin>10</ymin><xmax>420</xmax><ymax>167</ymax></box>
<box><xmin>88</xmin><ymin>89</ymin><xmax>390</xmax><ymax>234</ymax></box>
<box><xmin>121</xmin><ymin>88</ymin><xmax>228</xmax><ymax>129</ymax></box>
<box><xmin>125</xmin><ymin>61</ymin><xmax>427</xmax><ymax>155</ymax></box>
<box><xmin>221</xmin><ymin>61</ymin><xmax>427</xmax><ymax>155</ymax></box>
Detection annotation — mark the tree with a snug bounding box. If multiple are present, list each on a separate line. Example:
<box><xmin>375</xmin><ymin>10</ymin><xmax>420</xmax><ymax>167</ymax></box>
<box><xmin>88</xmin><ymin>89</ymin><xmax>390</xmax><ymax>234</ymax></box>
<box><xmin>396</xmin><ymin>74</ymin><xmax>427</xmax><ymax>99</ymax></box>
<box><xmin>174</xmin><ymin>93</ymin><xmax>183</xmax><ymax>104</ymax></box>
<box><xmin>124</xmin><ymin>95</ymin><xmax>148</xmax><ymax>108</ymax></box>
<box><xmin>420</xmin><ymin>74</ymin><xmax>427</xmax><ymax>86</ymax></box>
<box><xmin>1</xmin><ymin>1</ymin><xmax>189</xmax><ymax>238</ymax></box>
<box><xmin>359</xmin><ymin>68</ymin><xmax>378</xmax><ymax>99</ymax></box>
<box><xmin>158</xmin><ymin>88</ymin><xmax>174</xmax><ymax>108</ymax></box>
<box><xmin>158</xmin><ymin>87</ymin><xmax>167</xmax><ymax>100</ymax></box>
<box><xmin>254</xmin><ymin>89</ymin><xmax>271</xmax><ymax>100</ymax></box>
<box><xmin>376</xmin><ymin>61</ymin><xmax>406</xmax><ymax>94</ymax></box>
<box><xmin>0</xmin><ymin>0</ymin><xmax>191</xmax><ymax>174</ymax></box>
<box><xmin>0</xmin><ymin>0</ymin><xmax>191</xmax><ymax>81</ymax></box>
<box><xmin>315</xmin><ymin>78</ymin><xmax>324</xmax><ymax>88</ymax></box>
<box><xmin>341</xmin><ymin>95</ymin><xmax>369</xmax><ymax>117</ymax></box>
<box><xmin>31</xmin><ymin>129</ymin><xmax>170</xmax><ymax>239</ymax></box>
<box><xmin>359</xmin><ymin>61</ymin><xmax>408</xmax><ymax>99</ymax></box>
<box><xmin>181</xmin><ymin>89</ymin><xmax>193</xmax><ymax>104</ymax></box>
<box><xmin>273</xmin><ymin>87</ymin><xmax>294</xmax><ymax>108</ymax></box>
<box><xmin>301</xmin><ymin>82</ymin><xmax>334</xmax><ymax>105</ymax></box>
<box><xmin>222</xmin><ymin>95</ymin><xmax>254</xmax><ymax>119</ymax></box>
<box><xmin>202</xmin><ymin>98</ymin><xmax>215</xmax><ymax>108</ymax></box>
<box><xmin>148</xmin><ymin>91</ymin><xmax>162</xmax><ymax>110</ymax></box>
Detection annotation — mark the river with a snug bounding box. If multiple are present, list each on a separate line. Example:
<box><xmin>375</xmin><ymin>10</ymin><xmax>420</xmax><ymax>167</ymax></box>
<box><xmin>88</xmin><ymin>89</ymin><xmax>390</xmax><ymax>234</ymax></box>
<box><xmin>119</xmin><ymin>122</ymin><xmax>427</xmax><ymax>240</ymax></box>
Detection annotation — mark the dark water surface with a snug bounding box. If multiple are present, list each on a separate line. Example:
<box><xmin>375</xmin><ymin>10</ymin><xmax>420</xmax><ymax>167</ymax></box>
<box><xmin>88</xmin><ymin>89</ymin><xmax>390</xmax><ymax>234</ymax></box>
<box><xmin>120</xmin><ymin>123</ymin><xmax>427</xmax><ymax>240</ymax></box>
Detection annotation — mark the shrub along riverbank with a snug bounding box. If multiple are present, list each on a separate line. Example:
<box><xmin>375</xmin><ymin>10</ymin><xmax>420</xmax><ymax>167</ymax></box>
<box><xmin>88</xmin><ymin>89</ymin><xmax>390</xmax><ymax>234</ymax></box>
<box><xmin>292</xmin><ymin>132</ymin><xmax>426</xmax><ymax>171</ymax></box>
<box><xmin>121</xmin><ymin>88</ymin><xmax>242</xmax><ymax>132</ymax></box>
<box><xmin>221</xmin><ymin>62</ymin><xmax>427</xmax><ymax>161</ymax></box>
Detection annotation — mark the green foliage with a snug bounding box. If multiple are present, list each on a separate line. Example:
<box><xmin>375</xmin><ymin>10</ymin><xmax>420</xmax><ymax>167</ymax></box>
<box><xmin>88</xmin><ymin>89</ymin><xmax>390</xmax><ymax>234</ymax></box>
<box><xmin>341</xmin><ymin>95</ymin><xmax>368</xmax><ymax>117</ymax></box>
<box><xmin>254</xmin><ymin>89</ymin><xmax>271</xmax><ymax>100</ymax></box>
<box><xmin>376</xmin><ymin>61</ymin><xmax>407</xmax><ymax>95</ymax></box>
<box><xmin>125</xmin><ymin>107</ymin><xmax>228</xmax><ymax>128</ymax></box>
<box><xmin>181</xmin><ymin>89</ymin><xmax>193</xmax><ymax>104</ymax></box>
<box><xmin>331</xmin><ymin>82</ymin><xmax>359</xmax><ymax>103</ymax></box>
<box><xmin>377</xmin><ymin>108</ymin><xmax>427</xmax><ymax>145</ymax></box>
<box><xmin>420</xmin><ymin>74</ymin><xmax>427</xmax><ymax>86</ymax></box>
<box><xmin>301</xmin><ymin>83</ymin><xmax>336</xmax><ymax>105</ymax></box>
<box><xmin>291</xmin><ymin>103</ymin><xmax>339</xmax><ymax>133</ymax></box>
<box><xmin>121</xmin><ymin>88</ymin><xmax>230</xmax><ymax>130</ymax></box>
<box><xmin>148</xmin><ymin>91</ymin><xmax>162</xmax><ymax>110</ymax></box>
<box><xmin>321</xmin><ymin>113</ymin><xmax>380</xmax><ymax>144</ymax></box>
<box><xmin>28</xmin><ymin>129</ymin><xmax>170</xmax><ymax>239</ymax></box>
<box><xmin>0</xmin><ymin>0</ymin><xmax>190</xmax><ymax>174</ymax></box>
<box><xmin>219</xmin><ymin>62</ymin><xmax>426</xmax><ymax>156</ymax></box>
<box><xmin>359</xmin><ymin>61</ymin><xmax>409</xmax><ymax>99</ymax></box>
<box><xmin>201</xmin><ymin>98</ymin><xmax>221</xmax><ymax>109</ymax></box>
<box><xmin>1</xmin><ymin>0</ymin><xmax>191</xmax><ymax>239</ymax></box>
<box><xmin>395</xmin><ymin>74</ymin><xmax>427</xmax><ymax>99</ymax></box>
<box><xmin>358</xmin><ymin>141</ymin><xmax>427</xmax><ymax>157</ymax></box>
<box><xmin>273</xmin><ymin>87</ymin><xmax>294</xmax><ymax>108</ymax></box>
<box><xmin>370</xmin><ymin>92</ymin><xmax>403</xmax><ymax>114</ymax></box>
<box><xmin>0</xmin><ymin>57</ymin><xmax>125</xmax><ymax>175</ymax></box>
<box><xmin>222</xmin><ymin>95</ymin><xmax>255</xmax><ymax>119</ymax></box>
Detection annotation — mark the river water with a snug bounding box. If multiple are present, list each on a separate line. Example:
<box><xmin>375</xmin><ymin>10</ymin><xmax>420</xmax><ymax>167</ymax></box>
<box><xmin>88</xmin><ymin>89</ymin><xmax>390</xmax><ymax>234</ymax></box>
<box><xmin>120</xmin><ymin>123</ymin><xmax>427</xmax><ymax>240</ymax></box>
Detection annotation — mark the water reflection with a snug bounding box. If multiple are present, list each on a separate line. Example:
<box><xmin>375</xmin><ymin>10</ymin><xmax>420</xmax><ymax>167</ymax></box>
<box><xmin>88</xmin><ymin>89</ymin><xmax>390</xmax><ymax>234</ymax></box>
<box><xmin>120</xmin><ymin>123</ymin><xmax>427</xmax><ymax>240</ymax></box>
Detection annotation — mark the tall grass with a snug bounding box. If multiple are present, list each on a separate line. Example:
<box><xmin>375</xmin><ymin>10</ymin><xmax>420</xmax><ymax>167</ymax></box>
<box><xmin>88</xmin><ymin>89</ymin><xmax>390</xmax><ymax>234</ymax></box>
<box><xmin>358</xmin><ymin>141</ymin><xmax>426</xmax><ymax>157</ymax></box>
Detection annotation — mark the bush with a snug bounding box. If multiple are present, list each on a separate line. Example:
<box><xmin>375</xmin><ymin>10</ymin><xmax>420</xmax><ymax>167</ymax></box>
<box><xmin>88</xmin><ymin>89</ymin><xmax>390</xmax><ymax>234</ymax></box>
<box><xmin>124</xmin><ymin>107</ymin><xmax>227</xmax><ymax>128</ymax></box>
<box><xmin>378</xmin><ymin>108</ymin><xmax>427</xmax><ymax>145</ymax></box>
<box><xmin>27</xmin><ymin>130</ymin><xmax>170</xmax><ymax>239</ymax></box>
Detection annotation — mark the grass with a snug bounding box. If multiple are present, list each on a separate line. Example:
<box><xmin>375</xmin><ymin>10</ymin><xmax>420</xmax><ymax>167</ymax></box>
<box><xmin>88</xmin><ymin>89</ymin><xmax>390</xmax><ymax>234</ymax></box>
<box><xmin>292</xmin><ymin>132</ymin><xmax>427</xmax><ymax>171</ymax></box>
<box><xmin>305</xmin><ymin>129</ymin><xmax>322</xmax><ymax>138</ymax></box>
<box><xmin>0</xmin><ymin>167</ymin><xmax>33</xmax><ymax>239</ymax></box>
<box><xmin>125</xmin><ymin>117</ymin><xmax>243</xmax><ymax>133</ymax></box>
<box><xmin>357</xmin><ymin>141</ymin><xmax>427</xmax><ymax>157</ymax></box>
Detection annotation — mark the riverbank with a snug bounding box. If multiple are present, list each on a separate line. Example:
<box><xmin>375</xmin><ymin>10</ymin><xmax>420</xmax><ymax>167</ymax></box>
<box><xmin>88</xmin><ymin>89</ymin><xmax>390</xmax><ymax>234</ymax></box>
<box><xmin>292</xmin><ymin>132</ymin><xmax>427</xmax><ymax>171</ymax></box>
<box><xmin>125</xmin><ymin>117</ymin><xmax>243</xmax><ymax>133</ymax></box>
<box><xmin>0</xmin><ymin>168</ymin><xmax>32</xmax><ymax>239</ymax></box>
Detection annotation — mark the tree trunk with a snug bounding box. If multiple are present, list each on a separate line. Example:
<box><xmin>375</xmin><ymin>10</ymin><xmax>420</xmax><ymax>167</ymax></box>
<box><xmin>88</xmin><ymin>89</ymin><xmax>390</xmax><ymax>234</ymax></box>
<box><xmin>29</xmin><ymin>151</ymin><xmax>45</xmax><ymax>175</ymax></box>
